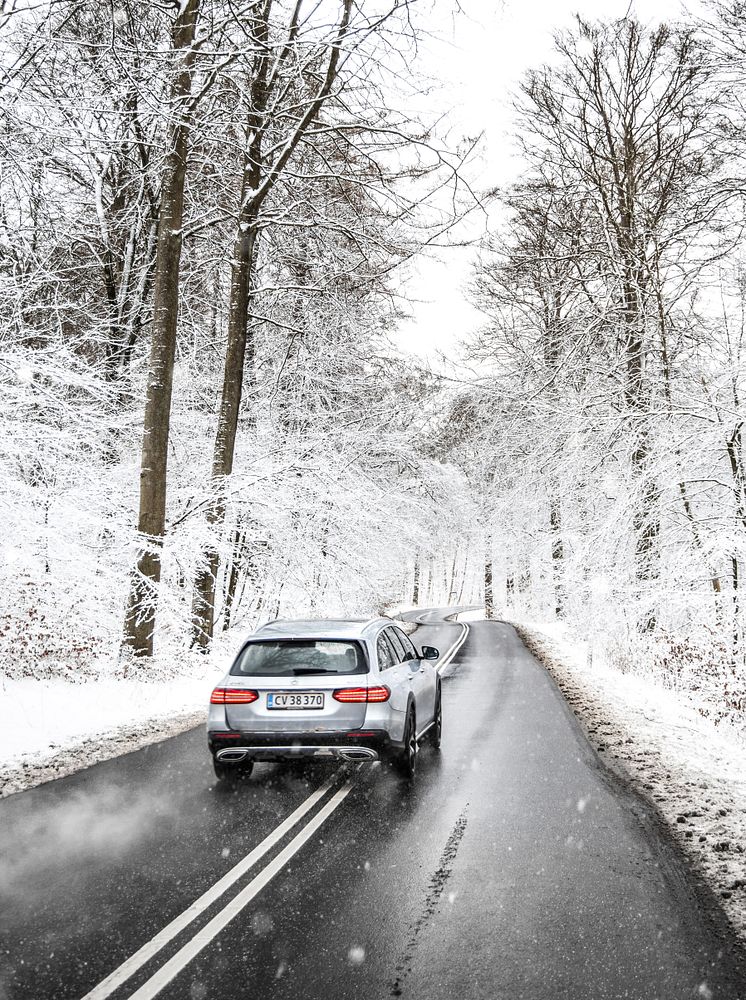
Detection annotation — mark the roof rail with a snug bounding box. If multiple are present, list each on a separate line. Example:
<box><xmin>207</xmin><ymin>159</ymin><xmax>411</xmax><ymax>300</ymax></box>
<box><xmin>255</xmin><ymin>616</ymin><xmax>393</xmax><ymax>630</ymax></box>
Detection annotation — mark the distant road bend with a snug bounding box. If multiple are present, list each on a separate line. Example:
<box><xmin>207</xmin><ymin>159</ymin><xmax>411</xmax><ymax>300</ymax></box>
<box><xmin>1</xmin><ymin>610</ymin><xmax>744</xmax><ymax>1000</ymax></box>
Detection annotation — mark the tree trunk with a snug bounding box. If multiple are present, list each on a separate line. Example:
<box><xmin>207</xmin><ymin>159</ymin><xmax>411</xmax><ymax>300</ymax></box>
<box><xmin>448</xmin><ymin>549</ymin><xmax>458</xmax><ymax>602</ymax></box>
<box><xmin>549</xmin><ymin>485</ymin><xmax>564</xmax><ymax>618</ymax></box>
<box><xmin>655</xmin><ymin>279</ymin><xmax>722</xmax><ymax>618</ymax></box>
<box><xmin>122</xmin><ymin>0</ymin><xmax>200</xmax><ymax>657</ymax></box>
<box><xmin>623</xmin><ymin>271</ymin><xmax>659</xmax><ymax>595</ymax></box>
<box><xmin>191</xmin><ymin>0</ymin><xmax>353</xmax><ymax>649</ymax></box>
<box><xmin>190</xmin><ymin>173</ymin><xmax>260</xmax><ymax>647</ymax></box>
<box><xmin>506</xmin><ymin>572</ymin><xmax>515</xmax><ymax>609</ymax></box>
<box><xmin>221</xmin><ymin>526</ymin><xmax>246</xmax><ymax>632</ymax></box>
<box><xmin>726</xmin><ymin>423</ymin><xmax>746</xmax><ymax>651</ymax></box>
<box><xmin>424</xmin><ymin>557</ymin><xmax>433</xmax><ymax>606</ymax></box>
<box><xmin>191</xmin><ymin>2</ymin><xmax>272</xmax><ymax>650</ymax></box>
<box><xmin>732</xmin><ymin>557</ymin><xmax>740</xmax><ymax>652</ymax></box>
<box><xmin>456</xmin><ymin>545</ymin><xmax>468</xmax><ymax>604</ymax></box>
<box><xmin>484</xmin><ymin>534</ymin><xmax>494</xmax><ymax>619</ymax></box>
<box><xmin>412</xmin><ymin>556</ymin><xmax>420</xmax><ymax>605</ymax></box>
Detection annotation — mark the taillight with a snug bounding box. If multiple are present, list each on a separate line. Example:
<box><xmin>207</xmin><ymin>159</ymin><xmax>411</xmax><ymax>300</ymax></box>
<box><xmin>333</xmin><ymin>685</ymin><xmax>390</xmax><ymax>703</ymax></box>
<box><xmin>210</xmin><ymin>688</ymin><xmax>259</xmax><ymax>705</ymax></box>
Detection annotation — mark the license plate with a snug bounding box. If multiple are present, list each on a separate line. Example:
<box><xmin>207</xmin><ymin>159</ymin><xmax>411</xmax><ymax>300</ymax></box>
<box><xmin>267</xmin><ymin>692</ymin><xmax>325</xmax><ymax>710</ymax></box>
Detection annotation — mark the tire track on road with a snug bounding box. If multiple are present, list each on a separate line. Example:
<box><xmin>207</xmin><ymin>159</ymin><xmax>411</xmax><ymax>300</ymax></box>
<box><xmin>390</xmin><ymin>806</ymin><xmax>469</xmax><ymax>998</ymax></box>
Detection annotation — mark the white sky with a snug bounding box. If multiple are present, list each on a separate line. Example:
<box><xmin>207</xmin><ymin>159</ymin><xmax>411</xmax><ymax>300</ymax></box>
<box><xmin>393</xmin><ymin>0</ymin><xmax>704</xmax><ymax>362</ymax></box>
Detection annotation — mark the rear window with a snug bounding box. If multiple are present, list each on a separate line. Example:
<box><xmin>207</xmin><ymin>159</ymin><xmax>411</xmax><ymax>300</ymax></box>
<box><xmin>230</xmin><ymin>640</ymin><xmax>368</xmax><ymax>677</ymax></box>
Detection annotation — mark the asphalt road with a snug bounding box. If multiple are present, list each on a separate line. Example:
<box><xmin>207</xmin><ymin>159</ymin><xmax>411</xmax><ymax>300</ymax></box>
<box><xmin>1</xmin><ymin>613</ymin><xmax>745</xmax><ymax>1000</ymax></box>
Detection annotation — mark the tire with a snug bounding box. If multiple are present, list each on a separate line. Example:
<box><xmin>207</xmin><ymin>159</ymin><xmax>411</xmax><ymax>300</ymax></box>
<box><xmin>394</xmin><ymin>709</ymin><xmax>418</xmax><ymax>780</ymax></box>
<box><xmin>428</xmin><ymin>689</ymin><xmax>442</xmax><ymax>750</ymax></box>
<box><xmin>213</xmin><ymin>757</ymin><xmax>254</xmax><ymax>784</ymax></box>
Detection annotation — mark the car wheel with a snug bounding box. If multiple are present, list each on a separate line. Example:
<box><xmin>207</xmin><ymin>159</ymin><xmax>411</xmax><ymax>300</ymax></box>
<box><xmin>213</xmin><ymin>757</ymin><xmax>254</xmax><ymax>784</ymax></box>
<box><xmin>394</xmin><ymin>709</ymin><xmax>418</xmax><ymax>780</ymax></box>
<box><xmin>428</xmin><ymin>689</ymin><xmax>442</xmax><ymax>750</ymax></box>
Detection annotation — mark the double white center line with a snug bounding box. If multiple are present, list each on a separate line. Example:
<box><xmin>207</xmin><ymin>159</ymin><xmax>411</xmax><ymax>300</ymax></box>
<box><xmin>83</xmin><ymin>776</ymin><xmax>352</xmax><ymax>1000</ymax></box>
<box><xmin>436</xmin><ymin>622</ymin><xmax>469</xmax><ymax>674</ymax></box>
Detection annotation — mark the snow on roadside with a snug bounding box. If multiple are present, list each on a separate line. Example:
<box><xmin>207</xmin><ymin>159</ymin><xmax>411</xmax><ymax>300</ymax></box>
<box><xmin>510</xmin><ymin>619</ymin><xmax>746</xmax><ymax>943</ymax></box>
<box><xmin>0</xmin><ymin>655</ymin><xmax>227</xmax><ymax>798</ymax></box>
<box><xmin>453</xmin><ymin>608</ymin><xmax>486</xmax><ymax>623</ymax></box>
<box><xmin>385</xmin><ymin>603</ymin><xmax>422</xmax><ymax>634</ymax></box>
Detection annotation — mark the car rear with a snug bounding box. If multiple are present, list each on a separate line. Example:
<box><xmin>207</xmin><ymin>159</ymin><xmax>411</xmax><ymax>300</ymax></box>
<box><xmin>208</xmin><ymin>629</ymin><xmax>395</xmax><ymax>770</ymax></box>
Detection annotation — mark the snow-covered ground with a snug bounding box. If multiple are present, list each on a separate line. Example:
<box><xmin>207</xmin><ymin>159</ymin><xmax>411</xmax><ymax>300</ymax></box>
<box><xmin>452</xmin><ymin>608</ymin><xmax>486</xmax><ymax>623</ymax></box>
<box><xmin>386</xmin><ymin>604</ymin><xmax>420</xmax><ymax>633</ymax></box>
<box><xmin>504</xmin><ymin>619</ymin><xmax>746</xmax><ymax>944</ymax></box>
<box><xmin>0</xmin><ymin>653</ymin><xmax>229</xmax><ymax>798</ymax></box>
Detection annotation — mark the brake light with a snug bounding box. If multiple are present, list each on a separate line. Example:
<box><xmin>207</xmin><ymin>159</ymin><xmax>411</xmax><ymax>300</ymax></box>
<box><xmin>366</xmin><ymin>686</ymin><xmax>391</xmax><ymax>702</ymax></box>
<box><xmin>333</xmin><ymin>685</ymin><xmax>390</xmax><ymax>703</ymax></box>
<box><xmin>210</xmin><ymin>688</ymin><xmax>259</xmax><ymax>705</ymax></box>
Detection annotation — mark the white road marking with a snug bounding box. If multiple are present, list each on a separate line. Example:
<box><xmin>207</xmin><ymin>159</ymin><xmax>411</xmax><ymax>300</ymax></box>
<box><xmin>126</xmin><ymin>781</ymin><xmax>354</xmax><ymax>1000</ymax></box>
<box><xmin>81</xmin><ymin>774</ymin><xmax>340</xmax><ymax>1000</ymax></box>
<box><xmin>436</xmin><ymin>622</ymin><xmax>469</xmax><ymax>674</ymax></box>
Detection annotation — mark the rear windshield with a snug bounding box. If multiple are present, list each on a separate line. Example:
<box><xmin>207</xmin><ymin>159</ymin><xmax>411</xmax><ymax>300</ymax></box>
<box><xmin>230</xmin><ymin>640</ymin><xmax>368</xmax><ymax>677</ymax></box>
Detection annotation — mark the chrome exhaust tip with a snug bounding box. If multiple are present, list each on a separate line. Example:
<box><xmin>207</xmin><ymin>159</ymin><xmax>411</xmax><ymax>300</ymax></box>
<box><xmin>216</xmin><ymin>748</ymin><xmax>250</xmax><ymax>763</ymax></box>
<box><xmin>338</xmin><ymin>747</ymin><xmax>378</xmax><ymax>761</ymax></box>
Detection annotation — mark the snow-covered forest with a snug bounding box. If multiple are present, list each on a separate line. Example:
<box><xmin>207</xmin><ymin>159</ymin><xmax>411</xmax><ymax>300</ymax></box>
<box><xmin>455</xmin><ymin>6</ymin><xmax>746</xmax><ymax>727</ymax></box>
<box><xmin>0</xmin><ymin>0</ymin><xmax>478</xmax><ymax>675</ymax></box>
<box><xmin>2</xmin><ymin>0</ymin><xmax>746</xmax><ymax>727</ymax></box>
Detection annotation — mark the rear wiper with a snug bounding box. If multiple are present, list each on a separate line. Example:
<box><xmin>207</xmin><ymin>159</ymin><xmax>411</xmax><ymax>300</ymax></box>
<box><xmin>291</xmin><ymin>668</ymin><xmax>330</xmax><ymax>675</ymax></box>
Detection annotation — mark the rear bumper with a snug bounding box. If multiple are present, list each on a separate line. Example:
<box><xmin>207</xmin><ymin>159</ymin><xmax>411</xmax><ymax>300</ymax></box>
<box><xmin>209</xmin><ymin>730</ymin><xmax>395</xmax><ymax>764</ymax></box>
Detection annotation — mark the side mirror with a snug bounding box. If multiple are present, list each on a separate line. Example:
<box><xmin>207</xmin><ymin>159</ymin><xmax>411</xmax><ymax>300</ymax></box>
<box><xmin>420</xmin><ymin>645</ymin><xmax>439</xmax><ymax>661</ymax></box>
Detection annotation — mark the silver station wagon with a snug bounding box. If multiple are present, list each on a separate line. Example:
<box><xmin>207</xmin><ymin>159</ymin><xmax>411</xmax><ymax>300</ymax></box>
<box><xmin>207</xmin><ymin>618</ymin><xmax>441</xmax><ymax>782</ymax></box>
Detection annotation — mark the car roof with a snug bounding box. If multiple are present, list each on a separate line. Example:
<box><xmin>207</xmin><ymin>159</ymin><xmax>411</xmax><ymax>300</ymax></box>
<box><xmin>251</xmin><ymin>617</ymin><xmax>394</xmax><ymax>641</ymax></box>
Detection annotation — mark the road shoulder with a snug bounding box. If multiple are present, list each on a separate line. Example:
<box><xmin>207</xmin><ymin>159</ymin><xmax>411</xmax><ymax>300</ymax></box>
<box><xmin>511</xmin><ymin>619</ymin><xmax>746</xmax><ymax>955</ymax></box>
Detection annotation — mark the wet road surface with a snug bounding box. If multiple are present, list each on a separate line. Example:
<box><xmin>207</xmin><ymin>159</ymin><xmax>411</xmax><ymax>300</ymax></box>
<box><xmin>1</xmin><ymin>613</ymin><xmax>744</xmax><ymax>1000</ymax></box>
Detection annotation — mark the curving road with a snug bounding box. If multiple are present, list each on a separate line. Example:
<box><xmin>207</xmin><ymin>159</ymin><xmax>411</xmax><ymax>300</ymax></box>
<box><xmin>1</xmin><ymin>613</ymin><xmax>744</xmax><ymax>1000</ymax></box>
